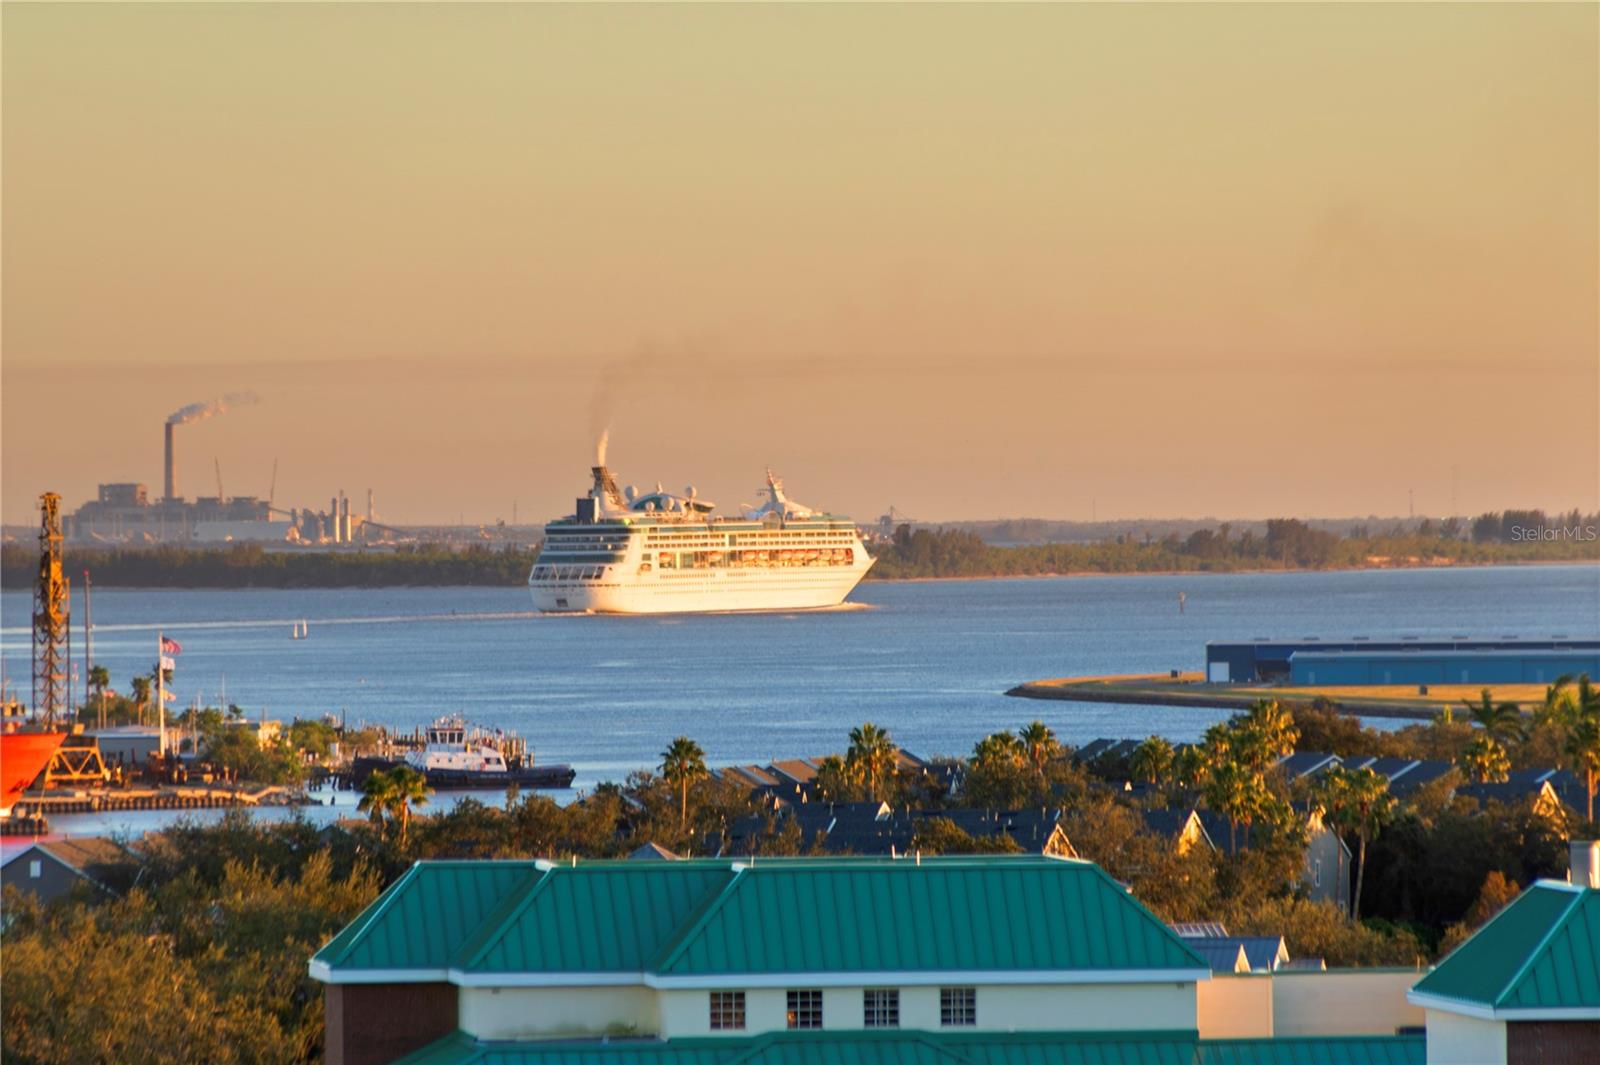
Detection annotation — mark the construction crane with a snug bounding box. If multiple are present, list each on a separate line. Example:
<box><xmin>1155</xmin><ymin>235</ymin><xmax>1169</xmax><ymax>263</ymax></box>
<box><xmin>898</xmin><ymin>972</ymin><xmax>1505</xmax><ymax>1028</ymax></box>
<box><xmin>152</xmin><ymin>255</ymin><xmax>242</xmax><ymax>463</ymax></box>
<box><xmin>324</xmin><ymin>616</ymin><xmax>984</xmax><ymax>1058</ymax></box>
<box><xmin>32</xmin><ymin>492</ymin><xmax>70</xmax><ymax>726</ymax></box>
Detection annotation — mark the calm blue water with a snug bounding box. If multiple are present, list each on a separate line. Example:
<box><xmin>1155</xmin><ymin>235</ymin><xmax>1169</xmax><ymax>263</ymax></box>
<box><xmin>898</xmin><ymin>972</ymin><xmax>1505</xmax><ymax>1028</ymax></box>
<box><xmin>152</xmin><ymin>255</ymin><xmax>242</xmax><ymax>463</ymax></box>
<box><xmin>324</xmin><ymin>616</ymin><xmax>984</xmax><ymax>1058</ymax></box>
<box><xmin>3</xmin><ymin>564</ymin><xmax>1597</xmax><ymax>841</ymax></box>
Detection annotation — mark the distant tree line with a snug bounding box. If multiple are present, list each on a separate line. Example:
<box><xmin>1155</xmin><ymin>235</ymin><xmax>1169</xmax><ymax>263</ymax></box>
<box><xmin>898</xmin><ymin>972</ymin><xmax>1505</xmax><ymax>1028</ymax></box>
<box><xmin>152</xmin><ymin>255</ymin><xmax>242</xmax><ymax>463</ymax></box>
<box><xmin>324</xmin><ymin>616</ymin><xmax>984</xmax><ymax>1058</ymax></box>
<box><xmin>1</xmin><ymin>510</ymin><xmax>1592</xmax><ymax>587</ymax></box>
<box><xmin>0</xmin><ymin>542</ymin><xmax>537</xmax><ymax>588</ymax></box>
<box><xmin>868</xmin><ymin>512</ymin><xmax>1598</xmax><ymax>579</ymax></box>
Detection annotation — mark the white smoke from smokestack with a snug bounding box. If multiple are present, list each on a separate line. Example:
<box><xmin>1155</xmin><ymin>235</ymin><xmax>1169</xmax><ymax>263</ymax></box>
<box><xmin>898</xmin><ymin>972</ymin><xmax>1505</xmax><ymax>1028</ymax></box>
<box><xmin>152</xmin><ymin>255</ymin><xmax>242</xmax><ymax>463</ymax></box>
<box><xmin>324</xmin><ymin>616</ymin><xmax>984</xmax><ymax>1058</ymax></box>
<box><xmin>596</xmin><ymin>429</ymin><xmax>609</xmax><ymax>469</ymax></box>
<box><xmin>167</xmin><ymin>391</ymin><xmax>258</xmax><ymax>427</ymax></box>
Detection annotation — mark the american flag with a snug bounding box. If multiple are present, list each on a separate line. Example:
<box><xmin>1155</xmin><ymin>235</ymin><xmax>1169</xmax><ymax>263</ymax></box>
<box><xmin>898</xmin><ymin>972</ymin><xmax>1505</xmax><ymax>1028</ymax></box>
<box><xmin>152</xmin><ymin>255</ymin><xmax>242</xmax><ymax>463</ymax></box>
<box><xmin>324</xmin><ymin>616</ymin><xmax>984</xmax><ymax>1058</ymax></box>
<box><xmin>161</xmin><ymin>636</ymin><xmax>182</xmax><ymax>655</ymax></box>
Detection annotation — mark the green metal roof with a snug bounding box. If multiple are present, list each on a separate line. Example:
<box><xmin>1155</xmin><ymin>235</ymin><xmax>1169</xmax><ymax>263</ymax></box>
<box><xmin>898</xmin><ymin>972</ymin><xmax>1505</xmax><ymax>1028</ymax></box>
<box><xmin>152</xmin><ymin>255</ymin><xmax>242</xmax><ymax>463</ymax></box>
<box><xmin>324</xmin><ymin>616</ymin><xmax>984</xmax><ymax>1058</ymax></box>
<box><xmin>656</xmin><ymin>860</ymin><xmax>1204</xmax><ymax>976</ymax></box>
<box><xmin>315</xmin><ymin>861</ymin><xmax>543</xmax><ymax>972</ymax></box>
<box><xmin>390</xmin><ymin>1032</ymin><xmax>1423</xmax><ymax>1065</ymax></box>
<box><xmin>315</xmin><ymin>856</ymin><xmax>1207</xmax><ymax>982</ymax></box>
<box><xmin>1410</xmin><ymin>882</ymin><xmax>1600</xmax><ymax>1014</ymax></box>
<box><xmin>461</xmin><ymin>863</ymin><xmax>737</xmax><ymax>974</ymax></box>
<box><xmin>1198</xmin><ymin>1037</ymin><xmax>1424</xmax><ymax>1065</ymax></box>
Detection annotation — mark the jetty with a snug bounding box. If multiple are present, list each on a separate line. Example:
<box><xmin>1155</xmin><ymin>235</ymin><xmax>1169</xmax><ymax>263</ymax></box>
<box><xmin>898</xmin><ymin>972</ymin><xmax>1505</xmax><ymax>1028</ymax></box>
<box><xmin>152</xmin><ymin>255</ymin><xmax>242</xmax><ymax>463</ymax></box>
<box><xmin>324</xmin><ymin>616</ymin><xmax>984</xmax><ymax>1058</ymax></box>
<box><xmin>1005</xmin><ymin>672</ymin><xmax>1454</xmax><ymax>721</ymax></box>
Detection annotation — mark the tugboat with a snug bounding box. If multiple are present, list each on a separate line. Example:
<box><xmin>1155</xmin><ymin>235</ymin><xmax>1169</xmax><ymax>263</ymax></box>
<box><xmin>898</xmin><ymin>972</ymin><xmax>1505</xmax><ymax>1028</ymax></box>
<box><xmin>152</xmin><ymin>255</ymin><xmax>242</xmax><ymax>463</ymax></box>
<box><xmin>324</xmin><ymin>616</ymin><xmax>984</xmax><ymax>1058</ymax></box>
<box><xmin>350</xmin><ymin>715</ymin><xmax>575</xmax><ymax>790</ymax></box>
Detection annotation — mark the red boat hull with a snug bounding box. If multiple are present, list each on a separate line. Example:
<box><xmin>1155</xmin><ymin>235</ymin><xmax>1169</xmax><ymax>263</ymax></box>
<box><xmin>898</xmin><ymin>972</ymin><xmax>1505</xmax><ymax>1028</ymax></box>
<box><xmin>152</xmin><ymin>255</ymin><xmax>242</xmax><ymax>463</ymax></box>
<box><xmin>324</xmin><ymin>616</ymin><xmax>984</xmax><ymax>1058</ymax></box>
<box><xmin>1</xmin><ymin>732</ymin><xmax>65</xmax><ymax>815</ymax></box>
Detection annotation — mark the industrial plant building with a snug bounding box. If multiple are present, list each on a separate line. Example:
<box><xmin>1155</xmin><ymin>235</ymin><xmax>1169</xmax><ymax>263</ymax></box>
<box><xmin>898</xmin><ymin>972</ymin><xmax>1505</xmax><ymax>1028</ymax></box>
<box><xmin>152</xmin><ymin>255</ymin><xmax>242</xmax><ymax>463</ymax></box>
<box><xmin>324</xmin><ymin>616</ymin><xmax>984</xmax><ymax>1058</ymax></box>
<box><xmin>66</xmin><ymin>413</ymin><xmax>373</xmax><ymax>545</ymax></box>
<box><xmin>1206</xmin><ymin>637</ymin><xmax>1600</xmax><ymax>686</ymax></box>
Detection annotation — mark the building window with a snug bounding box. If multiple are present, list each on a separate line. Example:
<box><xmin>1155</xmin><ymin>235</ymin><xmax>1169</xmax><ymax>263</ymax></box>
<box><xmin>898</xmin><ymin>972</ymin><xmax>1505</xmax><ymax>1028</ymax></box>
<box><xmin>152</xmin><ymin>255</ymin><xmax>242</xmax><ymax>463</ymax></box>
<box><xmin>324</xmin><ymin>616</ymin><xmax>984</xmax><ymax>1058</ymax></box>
<box><xmin>940</xmin><ymin>987</ymin><xmax>976</xmax><ymax>1027</ymax></box>
<box><xmin>863</xmin><ymin>988</ymin><xmax>899</xmax><ymax>1028</ymax></box>
<box><xmin>1313</xmin><ymin>859</ymin><xmax>1323</xmax><ymax>887</ymax></box>
<box><xmin>28</xmin><ymin>860</ymin><xmax>42</xmax><ymax>879</ymax></box>
<box><xmin>786</xmin><ymin>989</ymin><xmax>823</xmax><ymax>1029</ymax></box>
<box><xmin>709</xmin><ymin>991</ymin><xmax>745</xmax><ymax>1030</ymax></box>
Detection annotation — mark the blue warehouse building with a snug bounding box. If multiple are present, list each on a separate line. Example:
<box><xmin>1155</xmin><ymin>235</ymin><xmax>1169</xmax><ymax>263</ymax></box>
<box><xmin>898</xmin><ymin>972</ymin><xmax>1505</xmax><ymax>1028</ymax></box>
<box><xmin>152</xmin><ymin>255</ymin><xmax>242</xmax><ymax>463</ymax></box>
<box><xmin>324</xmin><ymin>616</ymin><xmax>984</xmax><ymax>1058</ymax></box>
<box><xmin>1205</xmin><ymin>637</ymin><xmax>1600</xmax><ymax>686</ymax></box>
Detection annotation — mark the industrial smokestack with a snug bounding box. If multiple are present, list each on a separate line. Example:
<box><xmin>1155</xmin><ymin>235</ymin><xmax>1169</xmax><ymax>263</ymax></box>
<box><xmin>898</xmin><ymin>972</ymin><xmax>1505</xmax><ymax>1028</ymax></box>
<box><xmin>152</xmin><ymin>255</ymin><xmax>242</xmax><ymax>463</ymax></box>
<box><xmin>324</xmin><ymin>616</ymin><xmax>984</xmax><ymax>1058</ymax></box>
<box><xmin>341</xmin><ymin>495</ymin><xmax>351</xmax><ymax>543</ymax></box>
<box><xmin>330</xmin><ymin>497</ymin><xmax>340</xmax><ymax>543</ymax></box>
<box><xmin>164</xmin><ymin>423</ymin><xmax>177</xmax><ymax>501</ymax></box>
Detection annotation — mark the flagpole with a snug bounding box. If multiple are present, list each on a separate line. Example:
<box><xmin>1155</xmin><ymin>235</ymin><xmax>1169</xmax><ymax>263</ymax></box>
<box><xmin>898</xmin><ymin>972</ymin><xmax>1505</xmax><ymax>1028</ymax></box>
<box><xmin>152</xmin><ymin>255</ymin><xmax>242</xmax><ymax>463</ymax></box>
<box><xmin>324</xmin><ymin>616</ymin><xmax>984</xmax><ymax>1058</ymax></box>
<box><xmin>157</xmin><ymin>630</ymin><xmax>166</xmax><ymax>758</ymax></box>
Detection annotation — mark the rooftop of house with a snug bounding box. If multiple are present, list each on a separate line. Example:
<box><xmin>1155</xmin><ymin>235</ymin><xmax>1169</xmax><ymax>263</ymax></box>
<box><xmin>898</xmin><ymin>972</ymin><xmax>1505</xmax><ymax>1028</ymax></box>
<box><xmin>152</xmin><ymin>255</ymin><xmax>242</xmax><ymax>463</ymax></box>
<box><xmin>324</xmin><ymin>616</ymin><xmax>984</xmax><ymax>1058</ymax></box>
<box><xmin>311</xmin><ymin>855</ymin><xmax>1209</xmax><ymax>987</ymax></box>
<box><xmin>1409</xmin><ymin>880</ymin><xmax>1600</xmax><ymax>1019</ymax></box>
<box><xmin>390</xmin><ymin>1029</ymin><xmax>1426</xmax><ymax>1065</ymax></box>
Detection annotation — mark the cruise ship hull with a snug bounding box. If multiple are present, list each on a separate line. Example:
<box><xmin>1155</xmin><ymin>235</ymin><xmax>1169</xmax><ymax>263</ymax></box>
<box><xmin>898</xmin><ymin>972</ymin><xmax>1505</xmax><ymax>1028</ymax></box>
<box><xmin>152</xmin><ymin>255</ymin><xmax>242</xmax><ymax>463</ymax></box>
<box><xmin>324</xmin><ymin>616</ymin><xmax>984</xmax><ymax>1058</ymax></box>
<box><xmin>530</xmin><ymin>560</ymin><xmax>872</xmax><ymax>615</ymax></box>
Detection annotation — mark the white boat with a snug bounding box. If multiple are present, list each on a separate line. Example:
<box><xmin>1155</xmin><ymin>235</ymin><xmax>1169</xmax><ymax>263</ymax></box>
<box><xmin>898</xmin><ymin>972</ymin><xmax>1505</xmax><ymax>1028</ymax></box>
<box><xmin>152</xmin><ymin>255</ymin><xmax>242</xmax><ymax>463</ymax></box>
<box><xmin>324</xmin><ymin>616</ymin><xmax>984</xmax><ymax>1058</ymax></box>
<box><xmin>528</xmin><ymin>439</ymin><xmax>874</xmax><ymax>614</ymax></box>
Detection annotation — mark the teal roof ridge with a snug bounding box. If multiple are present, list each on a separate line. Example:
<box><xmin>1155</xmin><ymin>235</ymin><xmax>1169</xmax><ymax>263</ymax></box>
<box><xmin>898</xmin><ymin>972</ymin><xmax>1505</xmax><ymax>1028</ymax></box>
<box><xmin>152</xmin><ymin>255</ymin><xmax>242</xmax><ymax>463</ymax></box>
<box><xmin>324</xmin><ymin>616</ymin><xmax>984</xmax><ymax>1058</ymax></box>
<box><xmin>448</xmin><ymin>865</ymin><xmax>553</xmax><ymax>972</ymax></box>
<box><xmin>1492</xmin><ymin>885</ymin><xmax>1586</xmax><ymax>1008</ymax></box>
<box><xmin>1079</xmin><ymin>859</ymin><xmax>1212</xmax><ymax>971</ymax></box>
<box><xmin>314</xmin><ymin>861</ymin><xmax>425</xmax><ymax>968</ymax></box>
<box><xmin>648</xmin><ymin>861</ymin><xmax>753</xmax><ymax>973</ymax></box>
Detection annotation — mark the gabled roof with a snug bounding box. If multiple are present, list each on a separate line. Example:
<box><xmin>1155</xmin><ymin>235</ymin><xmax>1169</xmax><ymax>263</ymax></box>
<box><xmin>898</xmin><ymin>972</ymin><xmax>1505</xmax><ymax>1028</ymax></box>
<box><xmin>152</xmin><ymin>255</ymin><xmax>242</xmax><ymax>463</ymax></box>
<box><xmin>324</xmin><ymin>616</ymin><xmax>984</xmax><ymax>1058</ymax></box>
<box><xmin>1180</xmin><ymin>936</ymin><xmax>1289</xmax><ymax>973</ymax></box>
<box><xmin>2</xmin><ymin>837</ymin><xmax>139</xmax><ymax>895</ymax></box>
<box><xmin>629</xmin><ymin>842</ymin><xmax>680</xmax><ymax>861</ymax></box>
<box><xmin>313</xmin><ymin>856</ymin><xmax>1209</xmax><ymax>988</ymax></box>
<box><xmin>1276</xmin><ymin>752</ymin><xmax>1340</xmax><ymax>780</ymax></box>
<box><xmin>1387</xmin><ymin>761</ymin><xmax>1456</xmax><ymax>798</ymax></box>
<box><xmin>1409</xmin><ymin>881</ymin><xmax>1600</xmax><ymax>1019</ymax></box>
<box><xmin>315</xmin><ymin>861</ymin><xmax>544</xmax><ymax>976</ymax></box>
<box><xmin>460</xmin><ymin>862</ymin><xmax>736</xmax><ymax>976</ymax></box>
<box><xmin>1188</xmin><ymin>942</ymin><xmax>1251</xmax><ymax>973</ymax></box>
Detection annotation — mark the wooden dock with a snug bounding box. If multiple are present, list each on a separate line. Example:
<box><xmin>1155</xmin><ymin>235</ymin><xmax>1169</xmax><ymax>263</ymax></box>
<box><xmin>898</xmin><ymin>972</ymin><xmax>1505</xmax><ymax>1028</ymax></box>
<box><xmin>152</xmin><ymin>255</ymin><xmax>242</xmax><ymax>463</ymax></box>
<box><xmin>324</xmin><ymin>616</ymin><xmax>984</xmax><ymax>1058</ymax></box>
<box><xmin>9</xmin><ymin>785</ymin><xmax>316</xmax><ymax>818</ymax></box>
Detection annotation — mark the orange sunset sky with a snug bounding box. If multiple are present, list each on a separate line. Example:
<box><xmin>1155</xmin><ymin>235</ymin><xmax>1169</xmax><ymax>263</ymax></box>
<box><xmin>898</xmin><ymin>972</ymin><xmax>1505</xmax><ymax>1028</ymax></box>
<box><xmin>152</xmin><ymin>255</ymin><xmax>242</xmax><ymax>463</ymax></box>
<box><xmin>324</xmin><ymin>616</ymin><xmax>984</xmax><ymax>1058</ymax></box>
<box><xmin>3</xmin><ymin>3</ymin><xmax>1596</xmax><ymax>526</ymax></box>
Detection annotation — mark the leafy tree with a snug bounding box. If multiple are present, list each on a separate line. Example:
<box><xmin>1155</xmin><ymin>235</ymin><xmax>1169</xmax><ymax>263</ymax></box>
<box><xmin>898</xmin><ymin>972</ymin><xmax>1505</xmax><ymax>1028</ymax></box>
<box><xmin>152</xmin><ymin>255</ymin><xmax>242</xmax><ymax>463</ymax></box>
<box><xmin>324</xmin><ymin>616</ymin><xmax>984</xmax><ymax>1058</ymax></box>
<box><xmin>1460</xmin><ymin>735</ymin><xmax>1511</xmax><ymax>784</ymax></box>
<box><xmin>964</xmin><ymin>731</ymin><xmax>1033</xmax><ymax>809</ymax></box>
<box><xmin>846</xmin><ymin>722</ymin><xmax>898</xmax><ymax>802</ymax></box>
<box><xmin>910</xmin><ymin>817</ymin><xmax>1023</xmax><ymax>855</ymax></box>
<box><xmin>659</xmin><ymin>736</ymin><xmax>708</xmax><ymax>829</ymax></box>
<box><xmin>1464</xmin><ymin>689</ymin><xmax>1526</xmax><ymax>745</ymax></box>
<box><xmin>1315</xmin><ymin>766</ymin><xmax>1396</xmax><ymax>921</ymax></box>
<box><xmin>1129</xmin><ymin>736</ymin><xmax>1174</xmax><ymax>785</ymax></box>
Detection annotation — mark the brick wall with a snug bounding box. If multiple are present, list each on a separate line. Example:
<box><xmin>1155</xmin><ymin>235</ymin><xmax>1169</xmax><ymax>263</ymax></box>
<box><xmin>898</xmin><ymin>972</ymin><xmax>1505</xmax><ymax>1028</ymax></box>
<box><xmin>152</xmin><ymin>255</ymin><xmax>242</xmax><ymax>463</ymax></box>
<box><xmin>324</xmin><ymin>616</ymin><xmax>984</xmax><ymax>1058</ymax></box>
<box><xmin>1507</xmin><ymin>1020</ymin><xmax>1600</xmax><ymax>1065</ymax></box>
<box><xmin>324</xmin><ymin>983</ymin><xmax>457</xmax><ymax>1065</ymax></box>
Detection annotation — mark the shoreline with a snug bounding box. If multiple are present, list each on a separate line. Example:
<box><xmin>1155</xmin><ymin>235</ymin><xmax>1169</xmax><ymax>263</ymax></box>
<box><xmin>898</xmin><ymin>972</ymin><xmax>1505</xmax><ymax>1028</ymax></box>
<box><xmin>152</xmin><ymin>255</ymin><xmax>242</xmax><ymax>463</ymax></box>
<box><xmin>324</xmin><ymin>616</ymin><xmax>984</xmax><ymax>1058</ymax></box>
<box><xmin>865</xmin><ymin>556</ymin><xmax>1599</xmax><ymax>585</ymax></box>
<box><xmin>1</xmin><ymin>557</ymin><xmax>1592</xmax><ymax>594</ymax></box>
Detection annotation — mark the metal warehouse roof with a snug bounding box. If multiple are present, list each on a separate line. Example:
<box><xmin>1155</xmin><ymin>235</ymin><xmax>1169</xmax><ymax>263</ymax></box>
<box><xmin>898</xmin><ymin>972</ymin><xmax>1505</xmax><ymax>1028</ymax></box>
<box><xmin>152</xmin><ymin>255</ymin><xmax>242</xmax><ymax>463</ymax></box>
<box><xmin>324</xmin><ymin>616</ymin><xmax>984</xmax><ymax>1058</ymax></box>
<box><xmin>391</xmin><ymin>1031</ymin><xmax>1424</xmax><ymax>1065</ymax></box>
<box><xmin>1409</xmin><ymin>881</ymin><xmax>1600</xmax><ymax>1016</ymax></box>
<box><xmin>313</xmin><ymin>856</ymin><xmax>1207</xmax><ymax>984</ymax></box>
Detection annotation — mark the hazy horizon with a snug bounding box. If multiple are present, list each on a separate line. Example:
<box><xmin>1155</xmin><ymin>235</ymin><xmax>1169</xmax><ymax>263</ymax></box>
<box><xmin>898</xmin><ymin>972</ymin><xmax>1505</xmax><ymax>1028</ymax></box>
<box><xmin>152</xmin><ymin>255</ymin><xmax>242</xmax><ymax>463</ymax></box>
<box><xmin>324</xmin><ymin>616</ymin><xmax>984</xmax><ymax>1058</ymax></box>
<box><xmin>4</xmin><ymin>3</ymin><xmax>1596</xmax><ymax>527</ymax></box>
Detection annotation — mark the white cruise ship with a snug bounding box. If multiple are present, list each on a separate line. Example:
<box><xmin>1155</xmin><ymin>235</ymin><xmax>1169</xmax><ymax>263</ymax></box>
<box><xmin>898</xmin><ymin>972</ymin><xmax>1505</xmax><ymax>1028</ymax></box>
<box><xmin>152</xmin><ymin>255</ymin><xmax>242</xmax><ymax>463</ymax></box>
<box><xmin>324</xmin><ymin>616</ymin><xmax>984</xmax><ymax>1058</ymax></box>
<box><xmin>528</xmin><ymin>444</ymin><xmax>873</xmax><ymax>614</ymax></box>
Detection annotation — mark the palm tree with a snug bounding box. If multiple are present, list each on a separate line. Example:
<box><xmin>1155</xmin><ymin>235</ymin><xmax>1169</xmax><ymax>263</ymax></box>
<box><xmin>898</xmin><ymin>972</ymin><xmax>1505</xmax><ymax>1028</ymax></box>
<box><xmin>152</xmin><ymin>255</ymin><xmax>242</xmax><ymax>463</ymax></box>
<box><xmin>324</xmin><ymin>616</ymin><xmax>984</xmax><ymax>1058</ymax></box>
<box><xmin>1561</xmin><ymin>675</ymin><xmax>1600</xmax><ymax>823</ymax></box>
<box><xmin>1465</xmin><ymin>688</ymin><xmax>1526</xmax><ymax>745</ymax></box>
<box><xmin>1203</xmin><ymin>759</ymin><xmax>1259</xmax><ymax>853</ymax></box>
<box><xmin>129</xmin><ymin>675</ymin><xmax>151</xmax><ymax>725</ymax></box>
<box><xmin>1460</xmin><ymin>734</ymin><xmax>1511</xmax><ymax>784</ymax></box>
<box><xmin>385</xmin><ymin>766</ymin><xmax>431</xmax><ymax>846</ymax></box>
<box><xmin>1129</xmin><ymin>736</ymin><xmax>1175</xmax><ymax>785</ymax></box>
<box><xmin>358</xmin><ymin>769</ymin><xmax>396</xmax><ymax>830</ymax></box>
<box><xmin>813</xmin><ymin>754</ymin><xmax>850</xmax><ymax>803</ymax></box>
<box><xmin>1315</xmin><ymin>766</ymin><xmax>1395</xmax><ymax>921</ymax></box>
<box><xmin>846</xmin><ymin>722</ymin><xmax>898</xmax><ymax>802</ymax></box>
<box><xmin>660</xmin><ymin>736</ymin><xmax>708</xmax><ymax>828</ymax></box>
<box><xmin>972</xmin><ymin>731</ymin><xmax>1025</xmax><ymax>771</ymax></box>
<box><xmin>1237</xmin><ymin>699</ymin><xmax>1299</xmax><ymax>771</ymax></box>
<box><xmin>1018</xmin><ymin>721</ymin><xmax>1060</xmax><ymax>775</ymax></box>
